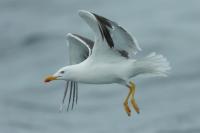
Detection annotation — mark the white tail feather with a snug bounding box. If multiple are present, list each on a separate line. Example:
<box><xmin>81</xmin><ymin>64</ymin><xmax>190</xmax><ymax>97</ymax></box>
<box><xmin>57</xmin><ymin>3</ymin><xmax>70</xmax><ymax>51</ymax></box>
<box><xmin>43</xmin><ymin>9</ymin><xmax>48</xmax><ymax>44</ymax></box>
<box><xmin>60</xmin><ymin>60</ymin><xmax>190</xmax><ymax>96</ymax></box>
<box><xmin>133</xmin><ymin>52</ymin><xmax>171</xmax><ymax>77</ymax></box>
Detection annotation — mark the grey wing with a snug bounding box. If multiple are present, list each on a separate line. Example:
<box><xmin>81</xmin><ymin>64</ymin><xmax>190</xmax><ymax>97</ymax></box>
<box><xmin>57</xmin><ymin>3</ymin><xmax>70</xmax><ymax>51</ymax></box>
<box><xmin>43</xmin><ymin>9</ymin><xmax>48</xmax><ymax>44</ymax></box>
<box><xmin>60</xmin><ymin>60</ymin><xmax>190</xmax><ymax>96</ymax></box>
<box><xmin>79</xmin><ymin>10</ymin><xmax>141</xmax><ymax>59</ymax></box>
<box><xmin>66</xmin><ymin>33</ymin><xmax>94</xmax><ymax>65</ymax></box>
<box><xmin>61</xmin><ymin>33</ymin><xmax>93</xmax><ymax>111</ymax></box>
<box><xmin>91</xmin><ymin>12</ymin><xmax>142</xmax><ymax>56</ymax></box>
<box><xmin>109</xmin><ymin>21</ymin><xmax>142</xmax><ymax>55</ymax></box>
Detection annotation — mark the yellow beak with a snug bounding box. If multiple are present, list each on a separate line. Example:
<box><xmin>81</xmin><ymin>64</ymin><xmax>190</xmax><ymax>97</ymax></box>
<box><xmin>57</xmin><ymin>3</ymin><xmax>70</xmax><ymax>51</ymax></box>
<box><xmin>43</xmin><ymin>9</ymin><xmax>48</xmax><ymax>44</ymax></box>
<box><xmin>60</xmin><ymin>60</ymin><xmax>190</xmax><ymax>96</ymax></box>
<box><xmin>44</xmin><ymin>75</ymin><xmax>57</xmax><ymax>83</ymax></box>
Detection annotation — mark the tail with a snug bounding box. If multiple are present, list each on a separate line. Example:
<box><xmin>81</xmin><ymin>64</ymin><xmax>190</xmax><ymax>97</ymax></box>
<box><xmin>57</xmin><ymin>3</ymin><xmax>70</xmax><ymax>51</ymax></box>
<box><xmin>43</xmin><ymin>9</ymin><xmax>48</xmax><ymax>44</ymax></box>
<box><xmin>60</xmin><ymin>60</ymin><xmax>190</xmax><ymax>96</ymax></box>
<box><xmin>133</xmin><ymin>52</ymin><xmax>171</xmax><ymax>77</ymax></box>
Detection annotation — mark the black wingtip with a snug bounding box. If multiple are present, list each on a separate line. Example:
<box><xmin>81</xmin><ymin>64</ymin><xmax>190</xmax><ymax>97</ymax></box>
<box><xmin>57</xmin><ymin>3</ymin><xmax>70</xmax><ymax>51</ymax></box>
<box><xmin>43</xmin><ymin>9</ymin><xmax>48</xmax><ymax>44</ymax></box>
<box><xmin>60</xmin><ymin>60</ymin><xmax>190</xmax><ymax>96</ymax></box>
<box><xmin>62</xmin><ymin>81</ymin><xmax>69</xmax><ymax>104</ymax></box>
<box><xmin>61</xmin><ymin>81</ymin><xmax>79</xmax><ymax>112</ymax></box>
<box><xmin>71</xmin><ymin>82</ymin><xmax>76</xmax><ymax>110</ymax></box>
<box><xmin>75</xmin><ymin>82</ymin><xmax>78</xmax><ymax>104</ymax></box>
<box><xmin>67</xmin><ymin>81</ymin><xmax>73</xmax><ymax>111</ymax></box>
<box><xmin>92</xmin><ymin>13</ymin><xmax>114</xmax><ymax>48</ymax></box>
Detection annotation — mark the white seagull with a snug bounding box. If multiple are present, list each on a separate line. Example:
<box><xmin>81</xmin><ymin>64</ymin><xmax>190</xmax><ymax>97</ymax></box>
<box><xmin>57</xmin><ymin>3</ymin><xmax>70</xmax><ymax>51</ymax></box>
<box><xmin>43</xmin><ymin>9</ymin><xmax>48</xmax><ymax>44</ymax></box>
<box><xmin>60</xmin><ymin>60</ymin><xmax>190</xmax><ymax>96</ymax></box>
<box><xmin>44</xmin><ymin>10</ymin><xmax>170</xmax><ymax>116</ymax></box>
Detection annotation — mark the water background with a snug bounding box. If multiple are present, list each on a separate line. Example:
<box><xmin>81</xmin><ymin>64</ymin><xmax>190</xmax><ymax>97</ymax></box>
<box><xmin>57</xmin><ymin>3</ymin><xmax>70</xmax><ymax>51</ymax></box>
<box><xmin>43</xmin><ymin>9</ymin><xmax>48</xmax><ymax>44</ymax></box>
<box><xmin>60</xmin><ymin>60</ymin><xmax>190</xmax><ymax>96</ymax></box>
<box><xmin>0</xmin><ymin>0</ymin><xmax>200</xmax><ymax>133</ymax></box>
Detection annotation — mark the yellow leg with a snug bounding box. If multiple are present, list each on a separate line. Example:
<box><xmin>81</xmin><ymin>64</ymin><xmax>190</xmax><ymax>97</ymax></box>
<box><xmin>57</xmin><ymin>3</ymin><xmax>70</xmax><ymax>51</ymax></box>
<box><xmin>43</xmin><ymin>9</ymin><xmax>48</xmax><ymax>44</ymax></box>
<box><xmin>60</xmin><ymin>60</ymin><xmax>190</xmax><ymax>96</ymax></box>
<box><xmin>130</xmin><ymin>81</ymin><xmax>140</xmax><ymax>114</ymax></box>
<box><xmin>123</xmin><ymin>87</ymin><xmax>132</xmax><ymax>116</ymax></box>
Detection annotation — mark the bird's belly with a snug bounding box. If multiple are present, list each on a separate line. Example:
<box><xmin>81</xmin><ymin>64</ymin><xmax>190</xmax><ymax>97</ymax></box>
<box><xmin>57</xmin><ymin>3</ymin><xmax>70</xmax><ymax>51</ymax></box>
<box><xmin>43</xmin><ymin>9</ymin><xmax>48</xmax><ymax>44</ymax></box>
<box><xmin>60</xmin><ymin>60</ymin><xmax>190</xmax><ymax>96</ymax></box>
<box><xmin>76</xmin><ymin>65</ymin><xmax>121</xmax><ymax>84</ymax></box>
<box><xmin>75</xmin><ymin>61</ymin><xmax>134</xmax><ymax>84</ymax></box>
<box><xmin>78</xmin><ymin>70</ymin><xmax>119</xmax><ymax>84</ymax></box>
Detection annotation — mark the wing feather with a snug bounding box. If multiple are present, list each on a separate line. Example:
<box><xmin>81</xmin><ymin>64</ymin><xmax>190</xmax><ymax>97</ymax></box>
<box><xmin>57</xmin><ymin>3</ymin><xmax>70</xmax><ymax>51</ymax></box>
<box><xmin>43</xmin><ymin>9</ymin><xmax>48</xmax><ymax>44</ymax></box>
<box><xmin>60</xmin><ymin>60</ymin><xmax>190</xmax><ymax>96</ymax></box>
<box><xmin>78</xmin><ymin>10</ymin><xmax>141</xmax><ymax>59</ymax></box>
<box><xmin>66</xmin><ymin>33</ymin><xmax>94</xmax><ymax>65</ymax></box>
<box><xmin>94</xmin><ymin>13</ymin><xmax>141</xmax><ymax>56</ymax></box>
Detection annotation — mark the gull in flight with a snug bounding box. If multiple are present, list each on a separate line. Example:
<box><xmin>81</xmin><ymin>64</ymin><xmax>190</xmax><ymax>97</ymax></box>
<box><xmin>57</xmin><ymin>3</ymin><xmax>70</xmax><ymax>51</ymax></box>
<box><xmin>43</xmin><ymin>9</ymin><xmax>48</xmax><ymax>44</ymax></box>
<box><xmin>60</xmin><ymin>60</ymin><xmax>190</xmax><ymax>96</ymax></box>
<box><xmin>44</xmin><ymin>10</ymin><xmax>170</xmax><ymax>116</ymax></box>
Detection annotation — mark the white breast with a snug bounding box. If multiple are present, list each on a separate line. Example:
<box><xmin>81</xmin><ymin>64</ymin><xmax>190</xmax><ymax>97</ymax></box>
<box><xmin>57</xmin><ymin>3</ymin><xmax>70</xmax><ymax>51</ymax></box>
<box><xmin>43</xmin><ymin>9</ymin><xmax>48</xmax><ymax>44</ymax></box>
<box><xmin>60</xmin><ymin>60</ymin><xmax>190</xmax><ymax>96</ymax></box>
<box><xmin>71</xmin><ymin>58</ymin><xmax>135</xmax><ymax>84</ymax></box>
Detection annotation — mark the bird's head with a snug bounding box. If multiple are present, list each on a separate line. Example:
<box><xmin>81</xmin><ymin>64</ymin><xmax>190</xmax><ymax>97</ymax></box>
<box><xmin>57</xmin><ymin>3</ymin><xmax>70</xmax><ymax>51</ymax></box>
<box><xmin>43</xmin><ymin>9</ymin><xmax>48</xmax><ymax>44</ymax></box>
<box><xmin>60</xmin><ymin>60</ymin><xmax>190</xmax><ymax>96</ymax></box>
<box><xmin>44</xmin><ymin>67</ymin><xmax>70</xmax><ymax>83</ymax></box>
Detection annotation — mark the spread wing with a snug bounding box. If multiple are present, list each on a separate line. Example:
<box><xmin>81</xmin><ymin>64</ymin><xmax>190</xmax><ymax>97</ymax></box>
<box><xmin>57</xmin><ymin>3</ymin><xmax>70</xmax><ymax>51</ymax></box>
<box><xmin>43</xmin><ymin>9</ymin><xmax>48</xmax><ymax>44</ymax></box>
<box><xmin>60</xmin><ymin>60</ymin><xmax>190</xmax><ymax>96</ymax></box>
<box><xmin>108</xmin><ymin>20</ymin><xmax>141</xmax><ymax>55</ymax></box>
<box><xmin>60</xmin><ymin>33</ymin><xmax>94</xmax><ymax>111</ymax></box>
<box><xmin>66</xmin><ymin>33</ymin><xmax>94</xmax><ymax>65</ymax></box>
<box><xmin>78</xmin><ymin>10</ymin><xmax>141</xmax><ymax>59</ymax></box>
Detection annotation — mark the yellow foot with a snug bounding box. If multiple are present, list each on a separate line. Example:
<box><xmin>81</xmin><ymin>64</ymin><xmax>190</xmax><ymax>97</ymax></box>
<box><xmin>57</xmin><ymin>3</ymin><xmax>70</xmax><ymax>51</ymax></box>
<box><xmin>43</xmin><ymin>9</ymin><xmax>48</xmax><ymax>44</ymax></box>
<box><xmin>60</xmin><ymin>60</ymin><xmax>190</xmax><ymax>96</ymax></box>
<box><xmin>131</xmin><ymin>98</ymin><xmax>140</xmax><ymax>114</ymax></box>
<box><xmin>124</xmin><ymin>102</ymin><xmax>131</xmax><ymax>116</ymax></box>
<box><xmin>130</xmin><ymin>81</ymin><xmax>140</xmax><ymax>114</ymax></box>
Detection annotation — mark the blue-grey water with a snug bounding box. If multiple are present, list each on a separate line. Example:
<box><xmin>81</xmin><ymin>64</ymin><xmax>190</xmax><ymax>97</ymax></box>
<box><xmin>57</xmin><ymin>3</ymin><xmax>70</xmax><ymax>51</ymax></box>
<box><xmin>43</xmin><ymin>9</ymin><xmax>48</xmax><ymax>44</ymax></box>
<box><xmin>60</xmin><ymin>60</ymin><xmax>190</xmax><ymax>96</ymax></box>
<box><xmin>0</xmin><ymin>0</ymin><xmax>200</xmax><ymax>133</ymax></box>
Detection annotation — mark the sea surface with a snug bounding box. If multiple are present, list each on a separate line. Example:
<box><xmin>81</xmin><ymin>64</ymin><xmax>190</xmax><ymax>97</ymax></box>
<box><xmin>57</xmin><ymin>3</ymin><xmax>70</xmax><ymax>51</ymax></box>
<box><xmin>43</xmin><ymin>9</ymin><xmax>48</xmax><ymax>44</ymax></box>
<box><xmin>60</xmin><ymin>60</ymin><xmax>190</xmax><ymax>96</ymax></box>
<box><xmin>0</xmin><ymin>0</ymin><xmax>200</xmax><ymax>133</ymax></box>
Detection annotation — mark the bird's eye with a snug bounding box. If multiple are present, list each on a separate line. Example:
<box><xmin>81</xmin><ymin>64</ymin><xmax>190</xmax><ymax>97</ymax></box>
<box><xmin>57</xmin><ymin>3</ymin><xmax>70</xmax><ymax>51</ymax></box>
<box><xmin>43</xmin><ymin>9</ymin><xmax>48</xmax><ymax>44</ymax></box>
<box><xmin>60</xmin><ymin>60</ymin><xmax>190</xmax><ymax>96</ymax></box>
<box><xmin>60</xmin><ymin>71</ymin><xmax>65</xmax><ymax>74</ymax></box>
